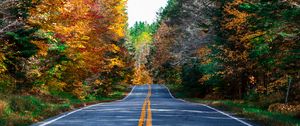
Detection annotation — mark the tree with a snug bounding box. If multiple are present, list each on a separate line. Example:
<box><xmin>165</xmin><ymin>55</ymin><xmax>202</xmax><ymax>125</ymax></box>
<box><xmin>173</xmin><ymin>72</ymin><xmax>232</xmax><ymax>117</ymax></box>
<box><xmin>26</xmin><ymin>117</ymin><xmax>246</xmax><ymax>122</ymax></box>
<box><xmin>22</xmin><ymin>0</ymin><xmax>129</xmax><ymax>98</ymax></box>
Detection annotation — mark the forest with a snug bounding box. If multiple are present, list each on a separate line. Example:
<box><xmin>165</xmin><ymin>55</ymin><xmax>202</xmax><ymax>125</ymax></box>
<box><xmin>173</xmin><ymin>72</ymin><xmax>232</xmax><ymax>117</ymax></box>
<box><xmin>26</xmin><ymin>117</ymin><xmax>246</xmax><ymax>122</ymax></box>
<box><xmin>0</xmin><ymin>0</ymin><xmax>299</xmax><ymax>125</ymax></box>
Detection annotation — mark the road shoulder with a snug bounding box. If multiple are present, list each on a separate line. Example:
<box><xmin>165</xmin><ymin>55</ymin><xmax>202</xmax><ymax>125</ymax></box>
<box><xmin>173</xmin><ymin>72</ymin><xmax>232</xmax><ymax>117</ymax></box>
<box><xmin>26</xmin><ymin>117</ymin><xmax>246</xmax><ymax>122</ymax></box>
<box><xmin>31</xmin><ymin>85</ymin><xmax>136</xmax><ymax>126</ymax></box>
<box><xmin>164</xmin><ymin>84</ymin><xmax>300</xmax><ymax>126</ymax></box>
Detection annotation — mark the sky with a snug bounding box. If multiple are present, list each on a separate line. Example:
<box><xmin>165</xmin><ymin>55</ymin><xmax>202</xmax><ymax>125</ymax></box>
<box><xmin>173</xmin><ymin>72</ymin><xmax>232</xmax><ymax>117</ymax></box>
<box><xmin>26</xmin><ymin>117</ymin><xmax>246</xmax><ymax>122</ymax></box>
<box><xmin>127</xmin><ymin>0</ymin><xmax>168</xmax><ymax>27</ymax></box>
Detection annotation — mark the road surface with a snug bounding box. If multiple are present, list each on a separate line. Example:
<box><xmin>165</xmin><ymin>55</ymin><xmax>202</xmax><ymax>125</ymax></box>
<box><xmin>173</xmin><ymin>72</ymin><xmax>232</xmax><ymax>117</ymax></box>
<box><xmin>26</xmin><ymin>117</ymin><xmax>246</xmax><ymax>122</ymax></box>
<box><xmin>33</xmin><ymin>84</ymin><xmax>257</xmax><ymax>126</ymax></box>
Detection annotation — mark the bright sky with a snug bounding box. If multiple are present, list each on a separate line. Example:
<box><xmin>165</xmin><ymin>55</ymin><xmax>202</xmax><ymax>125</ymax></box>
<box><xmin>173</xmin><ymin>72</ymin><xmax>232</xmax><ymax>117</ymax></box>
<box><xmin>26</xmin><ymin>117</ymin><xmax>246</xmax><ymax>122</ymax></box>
<box><xmin>127</xmin><ymin>0</ymin><xmax>168</xmax><ymax>27</ymax></box>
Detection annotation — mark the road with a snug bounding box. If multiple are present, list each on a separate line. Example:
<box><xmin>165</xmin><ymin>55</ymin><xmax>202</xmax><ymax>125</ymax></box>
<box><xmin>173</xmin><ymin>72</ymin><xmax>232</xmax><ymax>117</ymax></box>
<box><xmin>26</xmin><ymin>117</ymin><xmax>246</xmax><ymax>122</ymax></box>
<box><xmin>33</xmin><ymin>84</ymin><xmax>257</xmax><ymax>126</ymax></box>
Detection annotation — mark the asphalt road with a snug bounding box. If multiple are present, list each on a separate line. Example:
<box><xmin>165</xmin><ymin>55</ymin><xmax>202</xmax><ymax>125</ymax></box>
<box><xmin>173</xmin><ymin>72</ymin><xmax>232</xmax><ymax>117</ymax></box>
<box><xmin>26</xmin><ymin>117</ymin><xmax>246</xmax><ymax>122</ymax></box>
<box><xmin>33</xmin><ymin>84</ymin><xmax>257</xmax><ymax>126</ymax></box>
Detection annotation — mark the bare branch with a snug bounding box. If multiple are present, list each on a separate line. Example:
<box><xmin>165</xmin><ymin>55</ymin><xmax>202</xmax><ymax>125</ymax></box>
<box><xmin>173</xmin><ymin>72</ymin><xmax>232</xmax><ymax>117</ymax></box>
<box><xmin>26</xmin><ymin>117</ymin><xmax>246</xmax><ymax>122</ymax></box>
<box><xmin>0</xmin><ymin>0</ymin><xmax>19</xmax><ymax>9</ymax></box>
<box><xmin>0</xmin><ymin>20</ymin><xmax>22</xmax><ymax>34</ymax></box>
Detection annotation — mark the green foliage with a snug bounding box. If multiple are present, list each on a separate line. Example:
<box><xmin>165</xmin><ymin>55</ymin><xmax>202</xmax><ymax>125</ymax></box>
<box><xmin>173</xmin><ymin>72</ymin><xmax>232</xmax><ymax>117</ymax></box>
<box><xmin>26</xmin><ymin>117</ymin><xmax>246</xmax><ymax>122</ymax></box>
<box><xmin>181</xmin><ymin>63</ymin><xmax>204</xmax><ymax>97</ymax></box>
<box><xmin>0</xmin><ymin>0</ymin><xmax>132</xmax><ymax>124</ymax></box>
<box><xmin>189</xmin><ymin>99</ymin><xmax>300</xmax><ymax>126</ymax></box>
<box><xmin>0</xmin><ymin>90</ymin><xmax>126</xmax><ymax>126</ymax></box>
<box><xmin>250</xmin><ymin>43</ymin><xmax>270</xmax><ymax>58</ymax></box>
<box><xmin>0</xmin><ymin>75</ymin><xmax>15</xmax><ymax>94</ymax></box>
<box><xmin>207</xmin><ymin>0</ymin><xmax>299</xmax><ymax>100</ymax></box>
<box><xmin>239</xmin><ymin>3</ymin><xmax>258</xmax><ymax>13</ymax></box>
<box><xmin>154</xmin><ymin>63</ymin><xmax>182</xmax><ymax>85</ymax></box>
<box><xmin>152</xmin><ymin>0</ymin><xmax>300</xmax><ymax>113</ymax></box>
<box><xmin>158</xmin><ymin>0</ymin><xmax>182</xmax><ymax>21</ymax></box>
<box><xmin>6</xmin><ymin>29</ymin><xmax>38</xmax><ymax>58</ymax></box>
<box><xmin>9</xmin><ymin>96</ymin><xmax>43</xmax><ymax>113</ymax></box>
<box><xmin>128</xmin><ymin>22</ymin><xmax>157</xmax><ymax>51</ymax></box>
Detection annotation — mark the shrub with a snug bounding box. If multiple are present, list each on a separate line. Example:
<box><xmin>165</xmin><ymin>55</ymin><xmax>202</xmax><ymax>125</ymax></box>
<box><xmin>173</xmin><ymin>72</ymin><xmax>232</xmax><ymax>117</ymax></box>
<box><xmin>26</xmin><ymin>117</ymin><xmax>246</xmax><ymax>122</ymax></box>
<box><xmin>6</xmin><ymin>113</ymin><xmax>32</xmax><ymax>126</ymax></box>
<box><xmin>258</xmin><ymin>92</ymin><xmax>285</xmax><ymax>109</ymax></box>
<box><xmin>268</xmin><ymin>103</ymin><xmax>300</xmax><ymax>115</ymax></box>
<box><xmin>0</xmin><ymin>75</ymin><xmax>15</xmax><ymax>94</ymax></box>
<box><xmin>9</xmin><ymin>96</ymin><xmax>43</xmax><ymax>113</ymax></box>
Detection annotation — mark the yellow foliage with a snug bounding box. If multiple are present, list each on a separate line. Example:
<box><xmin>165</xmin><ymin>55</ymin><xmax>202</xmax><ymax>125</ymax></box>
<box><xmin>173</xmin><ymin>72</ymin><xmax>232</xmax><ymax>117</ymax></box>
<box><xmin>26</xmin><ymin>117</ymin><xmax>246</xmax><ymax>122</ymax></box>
<box><xmin>99</xmin><ymin>0</ymin><xmax>128</xmax><ymax>40</ymax></box>
<box><xmin>48</xmin><ymin>80</ymin><xmax>67</xmax><ymax>91</ymax></box>
<box><xmin>72</xmin><ymin>81</ymin><xmax>86</xmax><ymax>100</ymax></box>
<box><xmin>267</xmin><ymin>76</ymin><xmax>288</xmax><ymax>94</ymax></box>
<box><xmin>133</xmin><ymin>66</ymin><xmax>153</xmax><ymax>85</ymax></box>
<box><xmin>0</xmin><ymin>53</ymin><xmax>6</xmax><ymax>74</ymax></box>
<box><xmin>199</xmin><ymin>74</ymin><xmax>212</xmax><ymax>84</ymax></box>
<box><xmin>223</xmin><ymin>0</ymin><xmax>253</xmax><ymax>32</ymax></box>
<box><xmin>108</xmin><ymin>58</ymin><xmax>125</xmax><ymax>68</ymax></box>
<box><xmin>93</xmin><ymin>79</ymin><xmax>102</xmax><ymax>86</ymax></box>
<box><xmin>81</xmin><ymin>36</ymin><xmax>90</xmax><ymax>41</ymax></box>
<box><xmin>28</xmin><ymin>0</ymin><xmax>96</xmax><ymax>51</ymax></box>
<box><xmin>240</xmin><ymin>31</ymin><xmax>266</xmax><ymax>42</ymax></box>
<box><xmin>198</xmin><ymin>46</ymin><xmax>212</xmax><ymax>64</ymax></box>
<box><xmin>26</xmin><ymin>69</ymin><xmax>42</xmax><ymax>78</ymax></box>
<box><xmin>249</xmin><ymin>76</ymin><xmax>256</xmax><ymax>85</ymax></box>
<box><xmin>27</xmin><ymin>0</ymin><xmax>128</xmax><ymax>97</ymax></box>
<box><xmin>31</xmin><ymin>41</ymin><xmax>48</xmax><ymax>56</ymax></box>
<box><xmin>111</xmin><ymin>44</ymin><xmax>121</xmax><ymax>53</ymax></box>
<box><xmin>256</xmin><ymin>85</ymin><xmax>267</xmax><ymax>94</ymax></box>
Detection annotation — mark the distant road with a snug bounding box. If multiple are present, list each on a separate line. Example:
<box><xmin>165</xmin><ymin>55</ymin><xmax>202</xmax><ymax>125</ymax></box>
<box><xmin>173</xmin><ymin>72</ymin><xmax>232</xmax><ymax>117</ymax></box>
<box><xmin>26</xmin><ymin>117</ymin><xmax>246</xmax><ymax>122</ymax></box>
<box><xmin>33</xmin><ymin>84</ymin><xmax>257</xmax><ymax>126</ymax></box>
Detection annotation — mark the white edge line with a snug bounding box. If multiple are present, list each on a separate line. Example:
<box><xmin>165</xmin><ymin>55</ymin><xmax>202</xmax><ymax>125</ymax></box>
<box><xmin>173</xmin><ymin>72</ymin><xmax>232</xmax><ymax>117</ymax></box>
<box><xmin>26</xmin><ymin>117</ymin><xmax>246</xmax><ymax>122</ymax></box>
<box><xmin>118</xmin><ymin>85</ymin><xmax>136</xmax><ymax>101</ymax></box>
<box><xmin>38</xmin><ymin>85</ymin><xmax>136</xmax><ymax>126</ymax></box>
<box><xmin>162</xmin><ymin>84</ymin><xmax>253</xmax><ymax>126</ymax></box>
<box><xmin>201</xmin><ymin>104</ymin><xmax>252</xmax><ymax>126</ymax></box>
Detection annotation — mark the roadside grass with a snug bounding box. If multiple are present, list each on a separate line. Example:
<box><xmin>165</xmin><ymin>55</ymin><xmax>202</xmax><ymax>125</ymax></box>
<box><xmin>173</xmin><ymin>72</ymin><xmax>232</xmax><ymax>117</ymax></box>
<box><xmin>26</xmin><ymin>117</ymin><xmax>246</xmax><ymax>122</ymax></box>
<box><xmin>187</xmin><ymin>99</ymin><xmax>300</xmax><ymax>126</ymax></box>
<box><xmin>165</xmin><ymin>84</ymin><xmax>300</xmax><ymax>126</ymax></box>
<box><xmin>0</xmin><ymin>89</ymin><xmax>128</xmax><ymax>126</ymax></box>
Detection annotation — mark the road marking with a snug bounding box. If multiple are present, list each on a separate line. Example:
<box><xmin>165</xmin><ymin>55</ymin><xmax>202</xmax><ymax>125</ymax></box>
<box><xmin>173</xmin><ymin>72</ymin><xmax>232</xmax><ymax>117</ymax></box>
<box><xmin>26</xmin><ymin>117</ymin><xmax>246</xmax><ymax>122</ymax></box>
<box><xmin>138</xmin><ymin>100</ymin><xmax>147</xmax><ymax>126</ymax></box>
<box><xmin>146</xmin><ymin>99</ymin><xmax>152</xmax><ymax>126</ymax></box>
<box><xmin>201</xmin><ymin>104</ymin><xmax>252</xmax><ymax>126</ymax></box>
<box><xmin>162</xmin><ymin>84</ymin><xmax>253</xmax><ymax>126</ymax></box>
<box><xmin>38</xmin><ymin>85</ymin><xmax>136</xmax><ymax>126</ymax></box>
<box><xmin>118</xmin><ymin>86</ymin><xmax>137</xmax><ymax>101</ymax></box>
<box><xmin>138</xmin><ymin>84</ymin><xmax>152</xmax><ymax>126</ymax></box>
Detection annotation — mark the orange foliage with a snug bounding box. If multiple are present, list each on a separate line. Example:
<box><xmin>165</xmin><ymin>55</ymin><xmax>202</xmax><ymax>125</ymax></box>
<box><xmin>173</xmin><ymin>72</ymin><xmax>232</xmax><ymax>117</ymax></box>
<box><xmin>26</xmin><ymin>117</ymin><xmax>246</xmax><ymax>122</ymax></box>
<box><xmin>133</xmin><ymin>65</ymin><xmax>153</xmax><ymax>85</ymax></box>
<box><xmin>152</xmin><ymin>23</ymin><xmax>174</xmax><ymax>68</ymax></box>
<box><xmin>27</xmin><ymin>0</ymin><xmax>129</xmax><ymax>98</ymax></box>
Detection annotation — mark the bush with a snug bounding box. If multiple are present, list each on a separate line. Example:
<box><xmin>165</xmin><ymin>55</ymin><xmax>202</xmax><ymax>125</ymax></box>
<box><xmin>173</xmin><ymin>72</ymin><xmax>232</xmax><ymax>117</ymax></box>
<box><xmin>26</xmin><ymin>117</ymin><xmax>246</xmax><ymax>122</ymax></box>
<box><xmin>113</xmin><ymin>84</ymin><xmax>127</xmax><ymax>91</ymax></box>
<box><xmin>268</xmin><ymin>103</ymin><xmax>300</xmax><ymax>115</ymax></box>
<box><xmin>6</xmin><ymin>113</ymin><xmax>32</xmax><ymax>126</ymax></box>
<box><xmin>257</xmin><ymin>92</ymin><xmax>285</xmax><ymax>109</ymax></box>
<box><xmin>244</xmin><ymin>90</ymin><xmax>259</xmax><ymax>102</ymax></box>
<box><xmin>10</xmin><ymin>96</ymin><xmax>43</xmax><ymax>113</ymax></box>
<box><xmin>0</xmin><ymin>75</ymin><xmax>15</xmax><ymax>94</ymax></box>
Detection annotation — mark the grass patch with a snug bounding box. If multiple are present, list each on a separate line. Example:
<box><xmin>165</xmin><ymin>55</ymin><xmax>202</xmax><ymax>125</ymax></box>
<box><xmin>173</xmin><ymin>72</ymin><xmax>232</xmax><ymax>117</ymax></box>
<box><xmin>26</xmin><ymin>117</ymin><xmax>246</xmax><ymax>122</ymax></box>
<box><xmin>187</xmin><ymin>99</ymin><xmax>300</xmax><ymax>126</ymax></box>
<box><xmin>0</xmin><ymin>89</ymin><xmax>128</xmax><ymax>126</ymax></box>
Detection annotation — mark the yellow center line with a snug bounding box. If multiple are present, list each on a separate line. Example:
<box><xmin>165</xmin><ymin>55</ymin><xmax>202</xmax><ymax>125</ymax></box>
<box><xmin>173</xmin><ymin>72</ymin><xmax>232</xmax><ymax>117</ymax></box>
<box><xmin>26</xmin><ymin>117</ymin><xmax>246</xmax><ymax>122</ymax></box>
<box><xmin>146</xmin><ymin>99</ymin><xmax>152</xmax><ymax>126</ymax></box>
<box><xmin>138</xmin><ymin>100</ymin><xmax>147</xmax><ymax>126</ymax></box>
<box><xmin>138</xmin><ymin>85</ymin><xmax>152</xmax><ymax>126</ymax></box>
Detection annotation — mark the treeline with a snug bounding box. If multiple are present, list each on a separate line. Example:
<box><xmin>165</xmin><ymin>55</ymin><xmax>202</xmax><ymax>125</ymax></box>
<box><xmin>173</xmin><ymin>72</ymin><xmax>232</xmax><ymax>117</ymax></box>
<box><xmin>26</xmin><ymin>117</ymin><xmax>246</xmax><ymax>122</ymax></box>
<box><xmin>150</xmin><ymin>0</ymin><xmax>299</xmax><ymax>108</ymax></box>
<box><xmin>126</xmin><ymin>22</ymin><xmax>157</xmax><ymax>84</ymax></box>
<box><xmin>0</xmin><ymin>0</ymin><xmax>132</xmax><ymax>99</ymax></box>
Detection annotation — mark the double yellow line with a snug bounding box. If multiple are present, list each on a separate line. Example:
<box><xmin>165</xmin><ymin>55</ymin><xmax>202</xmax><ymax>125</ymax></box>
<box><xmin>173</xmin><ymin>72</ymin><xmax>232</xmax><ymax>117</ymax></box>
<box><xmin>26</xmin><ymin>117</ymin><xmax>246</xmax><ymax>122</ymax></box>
<box><xmin>138</xmin><ymin>85</ymin><xmax>152</xmax><ymax>126</ymax></box>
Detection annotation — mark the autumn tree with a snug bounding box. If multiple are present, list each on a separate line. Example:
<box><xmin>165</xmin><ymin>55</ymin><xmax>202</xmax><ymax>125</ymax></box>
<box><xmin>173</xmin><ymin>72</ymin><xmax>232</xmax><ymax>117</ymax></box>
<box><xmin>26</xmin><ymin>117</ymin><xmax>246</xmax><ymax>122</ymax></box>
<box><xmin>150</xmin><ymin>0</ymin><xmax>216</xmax><ymax>96</ymax></box>
<box><xmin>194</xmin><ymin>0</ymin><xmax>300</xmax><ymax>103</ymax></box>
<box><xmin>0</xmin><ymin>0</ymin><xmax>131</xmax><ymax>98</ymax></box>
<box><xmin>0</xmin><ymin>0</ymin><xmax>38</xmax><ymax>92</ymax></box>
<box><xmin>151</xmin><ymin>0</ymin><xmax>299</xmax><ymax>104</ymax></box>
